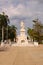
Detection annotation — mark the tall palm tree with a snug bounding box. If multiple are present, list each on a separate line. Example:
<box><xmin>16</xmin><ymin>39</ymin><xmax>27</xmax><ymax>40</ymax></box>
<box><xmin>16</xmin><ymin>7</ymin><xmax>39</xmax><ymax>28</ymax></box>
<box><xmin>0</xmin><ymin>12</ymin><xmax>10</xmax><ymax>42</ymax></box>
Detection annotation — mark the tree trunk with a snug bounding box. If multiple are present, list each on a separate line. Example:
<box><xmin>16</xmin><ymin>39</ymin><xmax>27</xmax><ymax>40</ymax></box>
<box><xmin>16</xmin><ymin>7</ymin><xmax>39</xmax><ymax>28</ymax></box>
<box><xmin>6</xmin><ymin>26</ymin><xmax>8</xmax><ymax>40</ymax></box>
<box><xmin>2</xmin><ymin>26</ymin><xmax>4</xmax><ymax>42</ymax></box>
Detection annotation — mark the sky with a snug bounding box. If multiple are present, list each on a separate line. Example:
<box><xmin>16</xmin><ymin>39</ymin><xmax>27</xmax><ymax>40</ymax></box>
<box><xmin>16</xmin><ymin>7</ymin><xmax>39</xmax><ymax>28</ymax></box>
<box><xmin>0</xmin><ymin>0</ymin><xmax>43</xmax><ymax>34</ymax></box>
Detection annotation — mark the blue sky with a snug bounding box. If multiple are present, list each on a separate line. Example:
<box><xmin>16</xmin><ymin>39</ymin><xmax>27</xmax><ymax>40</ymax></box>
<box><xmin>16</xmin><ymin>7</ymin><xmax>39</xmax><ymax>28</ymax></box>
<box><xmin>0</xmin><ymin>0</ymin><xmax>43</xmax><ymax>33</ymax></box>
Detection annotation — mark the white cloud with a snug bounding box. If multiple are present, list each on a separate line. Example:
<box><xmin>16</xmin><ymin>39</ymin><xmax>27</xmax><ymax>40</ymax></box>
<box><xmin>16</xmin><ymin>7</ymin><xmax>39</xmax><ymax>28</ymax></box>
<box><xmin>1</xmin><ymin>3</ymin><xmax>34</xmax><ymax>18</ymax></box>
<box><xmin>0</xmin><ymin>0</ymin><xmax>43</xmax><ymax>18</ymax></box>
<box><xmin>0</xmin><ymin>0</ymin><xmax>43</xmax><ymax>26</ymax></box>
<box><xmin>2</xmin><ymin>5</ymin><xmax>20</xmax><ymax>17</ymax></box>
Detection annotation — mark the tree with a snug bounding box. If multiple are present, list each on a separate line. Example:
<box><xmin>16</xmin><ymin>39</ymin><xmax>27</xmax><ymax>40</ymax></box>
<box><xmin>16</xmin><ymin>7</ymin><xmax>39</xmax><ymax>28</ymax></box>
<box><xmin>27</xmin><ymin>28</ymin><xmax>35</xmax><ymax>42</ymax></box>
<box><xmin>33</xmin><ymin>19</ymin><xmax>43</xmax><ymax>44</ymax></box>
<box><xmin>27</xmin><ymin>19</ymin><xmax>43</xmax><ymax>44</ymax></box>
<box><xmin>0</xmin><ymin>26</ymin><xmax>2</xmax><ymax>41</ymax></box>
<box><xmin>0</xmin><ymin>12</ymin><xmax>10</xmax><ymax>42</ymax></box>
<box><xmin>8</xmin><ymin>25</ymin><xmax>17</xmax><ymax>42</ymax></box>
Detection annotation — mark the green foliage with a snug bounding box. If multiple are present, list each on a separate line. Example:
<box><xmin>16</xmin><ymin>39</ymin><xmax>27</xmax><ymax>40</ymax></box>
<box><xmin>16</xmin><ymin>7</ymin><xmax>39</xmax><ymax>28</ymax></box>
<box><xmin>27</xmin><ymin>19</ymin><xmax>43</xmax><ymax>44</ymax></box>
<box><xmin>27</xmin><ymin>28</ymin><xmax>35</xmax><ymax>41</ymax></box>
<box><xmin>0</xmin><ymin>12</ymin><xmax>10</xmax><ymax>41</ymax></box>
<box><xmin>0</xmin><ymin>12</ymin><xmax>10</xmax><ymax>27</ymax></box>
<box><xmin>8</xmin><ymin>25</ymin><xmax>17</xmax><ymax>42</ymax></box>
<box><xmin>33</xmin><ymin>19</ymin><xmax>43</xmax><ymax>44</ymax></box>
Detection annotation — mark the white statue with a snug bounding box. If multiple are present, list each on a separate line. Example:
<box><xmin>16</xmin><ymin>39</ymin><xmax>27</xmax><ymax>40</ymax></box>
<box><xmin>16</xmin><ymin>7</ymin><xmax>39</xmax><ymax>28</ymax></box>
<box><xmin>21</xmin><ymin>21</ymin><xmax>24</xmax><ymax>28</ymax></box>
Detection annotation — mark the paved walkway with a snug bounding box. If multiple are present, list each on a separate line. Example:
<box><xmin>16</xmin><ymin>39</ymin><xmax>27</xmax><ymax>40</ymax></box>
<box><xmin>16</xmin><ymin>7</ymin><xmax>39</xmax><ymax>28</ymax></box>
<box><xmin>0</xmin><ymin>45</ymin><xmax>43</xmax><ymax>65</ymax></box>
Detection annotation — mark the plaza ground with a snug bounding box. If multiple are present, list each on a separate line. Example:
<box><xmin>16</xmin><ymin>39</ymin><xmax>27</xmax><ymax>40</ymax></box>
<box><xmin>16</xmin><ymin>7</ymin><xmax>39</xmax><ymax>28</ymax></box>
<box><xmin>0</xmin><ymin>45</ymin><xmax>43</xmax><ymax>65</ymax></box>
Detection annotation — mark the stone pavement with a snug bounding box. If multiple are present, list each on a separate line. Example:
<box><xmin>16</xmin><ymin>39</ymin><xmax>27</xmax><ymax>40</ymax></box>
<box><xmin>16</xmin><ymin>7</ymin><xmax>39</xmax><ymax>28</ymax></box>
<box><xmin>0</xmin><ymin>45</ymin><xmax>43</xmax><ymax>65</ymax></box>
